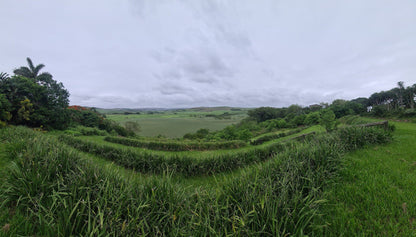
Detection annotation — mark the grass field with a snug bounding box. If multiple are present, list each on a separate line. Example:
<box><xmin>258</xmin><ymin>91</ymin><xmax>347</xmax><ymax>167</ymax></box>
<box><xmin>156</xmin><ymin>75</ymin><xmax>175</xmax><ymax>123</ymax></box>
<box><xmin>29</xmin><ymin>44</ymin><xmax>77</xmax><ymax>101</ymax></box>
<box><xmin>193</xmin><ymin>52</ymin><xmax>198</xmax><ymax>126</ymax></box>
<box><xmin>1</xmin><ymin>119</ymin><xmax>414</xmax><ymax>236</ymax></box>
<box><xmin>106</xmin><ymin>108</ymin><xmax>248</xmax><ymax>138</ymax></box>
<box><xmin>313</xmin><ymin>121</ymin><xmax>416</xmax><ymax>235</ymax></box>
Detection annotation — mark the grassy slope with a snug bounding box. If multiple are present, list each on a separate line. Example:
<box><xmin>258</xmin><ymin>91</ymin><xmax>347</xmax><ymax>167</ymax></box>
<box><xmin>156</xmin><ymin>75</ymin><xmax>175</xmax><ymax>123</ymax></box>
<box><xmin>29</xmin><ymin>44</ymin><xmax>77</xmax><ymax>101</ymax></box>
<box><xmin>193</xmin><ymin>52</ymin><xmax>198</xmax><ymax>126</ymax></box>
<box><xmin>315</xmin><ymin>121</ymin><xmax>416</xmax><ymax>236</ymax></box>
<box><xmin>0</xmin><ymin>144</ymin><xmax>7</xmax><ymax>170</ymax></box>
<box><xmin>73</xmin><ymin>126</ymin><xmax>320</xmax><ymax>158</ymax></box>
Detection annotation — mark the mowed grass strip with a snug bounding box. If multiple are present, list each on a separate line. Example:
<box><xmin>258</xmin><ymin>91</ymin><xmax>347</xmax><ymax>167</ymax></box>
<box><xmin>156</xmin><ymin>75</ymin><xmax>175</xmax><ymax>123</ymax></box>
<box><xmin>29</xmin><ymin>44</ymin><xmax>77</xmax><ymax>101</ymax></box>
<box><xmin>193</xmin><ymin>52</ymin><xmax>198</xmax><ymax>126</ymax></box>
<box><xmin>314</xmin><ymin>121</ymin><xmax>416</xmax><ymax>236</ymax></box>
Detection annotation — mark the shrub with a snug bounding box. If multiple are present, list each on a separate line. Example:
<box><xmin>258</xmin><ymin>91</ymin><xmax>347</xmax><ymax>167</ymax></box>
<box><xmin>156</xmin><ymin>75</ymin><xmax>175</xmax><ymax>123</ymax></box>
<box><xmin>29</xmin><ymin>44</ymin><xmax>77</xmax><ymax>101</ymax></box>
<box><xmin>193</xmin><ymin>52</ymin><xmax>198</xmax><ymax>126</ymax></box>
<box><xmin>320</xmin><ymin>110</ymin><xmax>337</xmax><ymax>132</ymax></box>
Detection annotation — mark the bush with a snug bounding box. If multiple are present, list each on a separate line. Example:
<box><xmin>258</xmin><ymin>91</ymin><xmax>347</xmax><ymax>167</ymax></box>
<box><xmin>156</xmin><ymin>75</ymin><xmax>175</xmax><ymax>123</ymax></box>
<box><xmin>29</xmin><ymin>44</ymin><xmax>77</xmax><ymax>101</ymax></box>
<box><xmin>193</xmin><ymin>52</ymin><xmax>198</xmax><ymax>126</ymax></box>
<box><xmin>320</xmin><ymin>110</ymin><xmax>337</xmax><ymax>132</ymax></box>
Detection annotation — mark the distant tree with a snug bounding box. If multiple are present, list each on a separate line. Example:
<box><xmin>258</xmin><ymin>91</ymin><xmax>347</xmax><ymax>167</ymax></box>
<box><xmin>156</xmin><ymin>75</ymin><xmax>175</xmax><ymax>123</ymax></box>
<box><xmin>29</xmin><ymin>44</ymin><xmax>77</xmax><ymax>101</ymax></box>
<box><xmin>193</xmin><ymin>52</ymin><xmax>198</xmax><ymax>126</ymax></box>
<box><xmin>0</xmin><ymin>58</ymin><xmax>70</xmax><ymax>129</ymax></box>
<box><xmin>397</xmin><ymin>81</ymin><xmax>405</xmax><ymax>108</ymax></box>
<box><xmin>13</xmin><ymin>57</ymin><xmax>52</xmax><ymax>84</ymax></box>
<box><xmin>124</xmin><ymin>121</ymin><xmax>141</xmax><ymax>135</ymax></box>
<box><xmin>320</xmin><ymin>110</ymin><xmax>337</xmax><ymax>132</ymax></box>
<box><xmin>0</xmin><ymin>94</ymin><xmax>12</xmax><ymax>127</ymax></box>
<box><xmin>248</xmin><ymin>107</ymin><xmax>278</xmax><ymax>122</ymax></box>
<box><xmin>0</xmin><ymin>75</ymin><xmax>69</xmax><ymax>129</ymax></box>
<box><xmin>304</xmin><ymin>111</ymin><xmax>320</xmax><ymax>125</ymax></box>
<box><xmin>351</xmin><ymin>97</ymin><xmax>369</xmax><ymax>107</ymax></box>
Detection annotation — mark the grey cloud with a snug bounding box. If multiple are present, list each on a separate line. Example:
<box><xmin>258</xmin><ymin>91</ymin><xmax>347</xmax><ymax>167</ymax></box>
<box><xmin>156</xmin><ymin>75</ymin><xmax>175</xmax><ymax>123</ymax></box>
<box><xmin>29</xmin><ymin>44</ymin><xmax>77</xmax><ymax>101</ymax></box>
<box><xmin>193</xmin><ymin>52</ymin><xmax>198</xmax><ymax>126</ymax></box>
<box><xmin>1</xmin><ymin>0</ymin><xmax>415</xmax><ymax>108</ymax></box>
<box><xmin>153</xmin><ymin>47</ymin><xmax>234</xmax><ymax>85</ymax></box>
<box><xmin>158</xmin><ymin>83</ymin><xmax>194</xmax><ymax>96</ymax></box>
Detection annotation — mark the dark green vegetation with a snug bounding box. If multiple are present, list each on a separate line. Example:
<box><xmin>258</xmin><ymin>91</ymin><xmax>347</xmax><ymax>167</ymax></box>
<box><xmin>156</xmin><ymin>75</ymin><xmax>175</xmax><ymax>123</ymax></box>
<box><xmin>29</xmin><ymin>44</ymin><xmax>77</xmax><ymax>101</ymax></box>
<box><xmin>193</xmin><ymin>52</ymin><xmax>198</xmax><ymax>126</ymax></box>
<box><xmin>0</xmin><ymin>124</ymin><xmax>393</xmax><ymax>236</ymax></box>
<box><xmin>0</xmin><ymin>58</ymin><xmax>69</xmax><ymax>129</ymax></box>
<box><xmin>0</xmin><ymin>58</ymin><xmax>136</xmax><ymax>136</ymax></box>
<box><xmin>104</xmin><ymin>136</ymin><xmax>247</xmax><ymax>151</ymax></box>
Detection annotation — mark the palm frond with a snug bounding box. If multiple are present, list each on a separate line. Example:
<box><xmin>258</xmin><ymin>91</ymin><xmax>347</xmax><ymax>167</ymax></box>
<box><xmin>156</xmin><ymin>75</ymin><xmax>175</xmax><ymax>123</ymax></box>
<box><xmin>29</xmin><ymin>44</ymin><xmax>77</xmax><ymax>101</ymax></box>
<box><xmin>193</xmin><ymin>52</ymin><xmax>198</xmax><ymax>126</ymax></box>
<box><xmin>13</xmin><ymin>67</ymin><xmax>33</xmax><ymax>78</ymax></box>
<box><xmin>26</xmin><ymin>57</ymin><xmax>35</xmax><ymax>72</ymax></box>
<box><xmin>33</xmin><ymin>64</ymin><xmax>45</xmax><ymax>77</ymax></box>
<box><xmin>0</xmin><ymin>72</ymin><xmax>9</xmax><ymax>80</ymax></box>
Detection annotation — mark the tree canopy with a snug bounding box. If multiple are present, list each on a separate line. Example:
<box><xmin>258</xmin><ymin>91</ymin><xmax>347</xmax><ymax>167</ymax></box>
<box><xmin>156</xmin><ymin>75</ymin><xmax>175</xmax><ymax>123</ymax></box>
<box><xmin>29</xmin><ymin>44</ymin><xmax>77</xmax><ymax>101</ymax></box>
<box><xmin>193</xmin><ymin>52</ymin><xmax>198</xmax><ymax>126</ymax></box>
<box><xmin>1</xmin><ymin>58</ymin><xmax>70</xmax><ymax>129</ymax></box>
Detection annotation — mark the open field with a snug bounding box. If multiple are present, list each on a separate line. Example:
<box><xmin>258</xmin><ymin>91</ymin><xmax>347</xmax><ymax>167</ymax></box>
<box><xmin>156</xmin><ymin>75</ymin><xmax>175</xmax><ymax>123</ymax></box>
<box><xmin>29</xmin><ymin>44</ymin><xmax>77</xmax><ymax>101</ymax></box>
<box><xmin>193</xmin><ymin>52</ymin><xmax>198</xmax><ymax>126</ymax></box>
<box><xmin>0</xmin><ymin>120</ymin><xmax>399</xmax><ymax>236</ymax></box>
<box><xmin>106</xmin><ymin>108</ymin><xmax>249</xmax><ymax>138</ymax></box>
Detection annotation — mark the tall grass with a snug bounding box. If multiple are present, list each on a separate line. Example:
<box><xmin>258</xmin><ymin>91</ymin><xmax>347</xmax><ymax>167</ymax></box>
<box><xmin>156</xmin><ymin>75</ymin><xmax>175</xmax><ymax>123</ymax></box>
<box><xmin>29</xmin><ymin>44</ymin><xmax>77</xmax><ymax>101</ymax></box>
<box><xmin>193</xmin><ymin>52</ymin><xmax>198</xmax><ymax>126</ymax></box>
<box><xmin>250</xmin><ymin>128</ymin><xmax>304</xmax><ymax>145</ymax></box>
<box><xmin>59</xmin><ymin>134</ymin><xmax>289</xmax><ymax>177</ymax></box>
<box><xmin>0</xmin><ymin>126</ymin><xmax>392</xmax><ymax>236</ymax></box>
<box><xmin>104</xmin><ymin>136</ymin><xmax>247</xmax><ymax>151</ymax></box>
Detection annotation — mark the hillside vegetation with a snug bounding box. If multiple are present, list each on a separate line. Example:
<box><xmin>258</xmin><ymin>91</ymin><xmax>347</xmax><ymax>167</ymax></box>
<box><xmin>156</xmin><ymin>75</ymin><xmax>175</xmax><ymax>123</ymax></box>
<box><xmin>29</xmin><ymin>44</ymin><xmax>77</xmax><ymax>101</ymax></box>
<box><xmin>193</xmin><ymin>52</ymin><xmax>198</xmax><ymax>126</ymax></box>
<box><xmin>0</xmin><ymin>124</ymin><xmax>393</xmax><ymax>236</ymax></box>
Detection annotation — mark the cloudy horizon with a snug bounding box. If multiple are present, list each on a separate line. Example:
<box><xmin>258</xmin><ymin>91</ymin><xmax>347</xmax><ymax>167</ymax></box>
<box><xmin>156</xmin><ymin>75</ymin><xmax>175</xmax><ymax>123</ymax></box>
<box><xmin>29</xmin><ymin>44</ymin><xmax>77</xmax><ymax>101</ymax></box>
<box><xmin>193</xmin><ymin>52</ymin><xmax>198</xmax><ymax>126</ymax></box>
<box><xmin>1</xmin><ymin>0</ymin><xmax>416</xmax><ymax>108</ymax></box>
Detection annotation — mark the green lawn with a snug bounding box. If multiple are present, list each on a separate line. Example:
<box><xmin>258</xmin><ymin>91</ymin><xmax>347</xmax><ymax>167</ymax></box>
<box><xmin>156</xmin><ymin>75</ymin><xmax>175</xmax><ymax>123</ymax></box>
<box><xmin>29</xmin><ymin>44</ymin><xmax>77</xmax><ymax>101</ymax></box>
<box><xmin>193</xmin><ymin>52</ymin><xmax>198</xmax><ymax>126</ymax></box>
<box><xmin>315</xmin><ymin>121</ymin><xmax>416</xmax><ymax>236</ymax></box>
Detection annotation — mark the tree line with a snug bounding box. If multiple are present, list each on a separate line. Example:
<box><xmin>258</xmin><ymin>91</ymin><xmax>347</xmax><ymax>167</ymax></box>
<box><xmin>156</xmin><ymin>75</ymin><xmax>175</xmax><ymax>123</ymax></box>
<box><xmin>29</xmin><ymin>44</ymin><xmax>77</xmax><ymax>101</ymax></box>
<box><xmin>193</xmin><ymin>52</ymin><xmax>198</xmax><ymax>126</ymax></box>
<box><xmin>0</xmin><ymin>58</ymin><xmax>134</xmax><ymax>136</ymax></box>
<box><xmin>184</xmin><ymin>82</ymin><xmax>415</xmax><ymax>141</ymax></box>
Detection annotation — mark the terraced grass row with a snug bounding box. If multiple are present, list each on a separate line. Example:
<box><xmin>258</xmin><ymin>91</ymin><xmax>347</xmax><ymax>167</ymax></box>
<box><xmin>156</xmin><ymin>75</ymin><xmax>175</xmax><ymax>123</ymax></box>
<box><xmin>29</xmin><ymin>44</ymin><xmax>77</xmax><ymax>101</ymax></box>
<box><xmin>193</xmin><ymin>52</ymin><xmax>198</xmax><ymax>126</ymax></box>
<box><xmin>250</xmin><ymin>128</ymin><xmax>304</xmax><ymax>145</ymax></box>
<box><xmin>104</xmin><ymin>136</ymin><xmax>247</xmax><ymax>151</ymax></box>
<box><xmin>0</xmin><ymin>125</ymin><xmax>392</xmax><ymax>236</ymax></box>
<box><xmin>59</xmin><ymin>134</ymin><xmax>288</xmax><ymax>177</ymax></box>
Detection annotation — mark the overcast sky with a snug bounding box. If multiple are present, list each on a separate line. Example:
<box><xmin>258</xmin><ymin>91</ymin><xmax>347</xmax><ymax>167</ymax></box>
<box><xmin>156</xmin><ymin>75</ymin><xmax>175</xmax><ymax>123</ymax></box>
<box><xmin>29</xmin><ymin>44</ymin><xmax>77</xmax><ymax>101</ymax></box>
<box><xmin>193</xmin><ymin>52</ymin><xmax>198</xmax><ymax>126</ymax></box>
<box><xmin>1</xmin><ymin>0</ymin><xmax>416</xmax><ymax>108</ymax></box>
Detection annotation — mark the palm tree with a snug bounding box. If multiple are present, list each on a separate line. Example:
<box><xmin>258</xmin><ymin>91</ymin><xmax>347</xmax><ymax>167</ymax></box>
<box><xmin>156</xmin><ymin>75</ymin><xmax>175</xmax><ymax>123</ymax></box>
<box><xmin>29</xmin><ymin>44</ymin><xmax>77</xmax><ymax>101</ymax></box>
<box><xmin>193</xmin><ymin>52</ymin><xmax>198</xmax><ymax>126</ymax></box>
<box><xmin>396</xmin><ymin>81</ymin><xmax>405</xmax><ymax>108</ymax></box>
<box><xmin>13</xmin><ymin>57</ymin><xmax>52</xmax><ymax>82</ymax></box>
<box><xmin>0</xmin><ymin>72</ymin><xmax>9</xmax><ymax>81</ymax></box>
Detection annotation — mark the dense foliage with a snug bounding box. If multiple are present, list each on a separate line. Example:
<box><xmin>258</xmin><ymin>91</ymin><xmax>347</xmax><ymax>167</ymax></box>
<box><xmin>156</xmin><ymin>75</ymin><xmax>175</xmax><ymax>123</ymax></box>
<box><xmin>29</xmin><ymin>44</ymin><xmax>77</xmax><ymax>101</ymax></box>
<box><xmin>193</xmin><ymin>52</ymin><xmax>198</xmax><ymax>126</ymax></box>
<box><xmin>0</xmin><ymin>59</ymin><xmax>70</xmax><ymax>129</ymax></box>
<box><xmin>0</xmin><ymin>58</ymin><xmax>135</xmax><ymax>135</ymax></box>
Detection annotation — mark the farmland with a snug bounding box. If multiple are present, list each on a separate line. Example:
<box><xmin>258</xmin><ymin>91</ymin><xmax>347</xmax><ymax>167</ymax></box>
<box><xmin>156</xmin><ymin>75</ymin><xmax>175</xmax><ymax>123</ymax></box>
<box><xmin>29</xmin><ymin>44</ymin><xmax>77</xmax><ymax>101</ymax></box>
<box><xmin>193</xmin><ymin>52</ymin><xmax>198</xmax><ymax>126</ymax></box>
<box><xmin>104</xmin><ymin>107</ymin><xmax>249</xmax><ymax>138</ymax></box>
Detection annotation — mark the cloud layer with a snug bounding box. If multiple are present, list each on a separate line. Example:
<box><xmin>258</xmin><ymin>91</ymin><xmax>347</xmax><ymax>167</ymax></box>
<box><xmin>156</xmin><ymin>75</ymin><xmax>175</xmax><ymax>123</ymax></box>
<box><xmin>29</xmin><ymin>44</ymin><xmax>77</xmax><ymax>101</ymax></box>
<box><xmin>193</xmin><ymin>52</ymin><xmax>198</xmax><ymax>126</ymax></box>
<box><xmin>1</xmin><ymin>0</ymin><xmax>416</xmax><ymax>108</ymax></box>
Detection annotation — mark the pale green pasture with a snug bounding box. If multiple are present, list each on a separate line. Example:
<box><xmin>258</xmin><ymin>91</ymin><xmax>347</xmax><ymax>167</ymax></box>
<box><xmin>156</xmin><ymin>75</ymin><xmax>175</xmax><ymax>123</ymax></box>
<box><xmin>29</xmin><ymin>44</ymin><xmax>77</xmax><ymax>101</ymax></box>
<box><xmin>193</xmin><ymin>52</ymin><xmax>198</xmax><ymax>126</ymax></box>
<box><xmin>107</xmin><ymin>111</ymin><xmax>247</xmax><ymax>138</ymax></box>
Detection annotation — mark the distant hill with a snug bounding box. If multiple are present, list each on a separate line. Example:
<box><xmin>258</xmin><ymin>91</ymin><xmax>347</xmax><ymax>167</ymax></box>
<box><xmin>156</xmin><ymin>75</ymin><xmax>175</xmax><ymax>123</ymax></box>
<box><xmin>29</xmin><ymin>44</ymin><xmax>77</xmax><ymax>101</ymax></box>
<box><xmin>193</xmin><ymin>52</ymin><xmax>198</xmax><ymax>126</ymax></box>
<box><xmin>96</xmin><ymin>107</ymin><xmax>249</xmax><ymax>114</ymax></box>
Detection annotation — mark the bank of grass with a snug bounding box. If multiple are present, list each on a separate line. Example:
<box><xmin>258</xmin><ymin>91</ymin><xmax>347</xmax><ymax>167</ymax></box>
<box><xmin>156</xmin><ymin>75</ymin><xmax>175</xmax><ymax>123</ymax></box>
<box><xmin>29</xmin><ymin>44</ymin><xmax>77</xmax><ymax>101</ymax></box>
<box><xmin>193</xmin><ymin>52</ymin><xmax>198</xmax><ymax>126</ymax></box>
<box><xmin>250</xmin><ymin>128</ymin><xmax>304</xmax><ymax>145</ymax></box>
<box><xmin>314</xmin><ymin>121</ymin><xmax>416</xmax><ymax>236</ymax></box>
<box><xmin>59</xmin><ymin>133</ymin><xmax>290</xmax><ymax>177</ymax></box>
<box><xmin>0</xmin><ymin>125</ymin><xmax>392</xmax><ymax>236</ymax></box>
<box><xmin>104</xmin><ymin>136</ymin><xmax>248</xmax><ymax>151</ymax></box>
<box><xmin>73</xmin><ymin>125</ymin><xmax>323</xmax><ymax>157</ymax></box>
<box><xmin>58</xmin><ymin>126</ymin><xmax>326</xmax><ymax>177</ymax></box>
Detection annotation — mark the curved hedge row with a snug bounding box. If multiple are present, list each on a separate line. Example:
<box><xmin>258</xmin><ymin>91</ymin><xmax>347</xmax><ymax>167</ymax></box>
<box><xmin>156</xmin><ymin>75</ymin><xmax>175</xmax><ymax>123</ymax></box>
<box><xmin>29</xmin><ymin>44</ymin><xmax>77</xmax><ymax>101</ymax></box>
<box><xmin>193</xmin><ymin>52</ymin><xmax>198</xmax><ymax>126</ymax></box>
<box><xmin>250</xmin><ymin>128</ymin><xmax>304</xmax><ymax>145</ymax></box>
<box><xmin>0</xmin><ymin>125</ymin><xmax>393</xmax><ymax>236</ymax></box>
<box><xmin>59</xmin><ymin>135</ymin><xmax>288</xmax><ymax>177</ymax></box>
<box><xmin>104</xmin><ymin>136</ymin><xmax>247</xmax><ymax>151</ymax></box>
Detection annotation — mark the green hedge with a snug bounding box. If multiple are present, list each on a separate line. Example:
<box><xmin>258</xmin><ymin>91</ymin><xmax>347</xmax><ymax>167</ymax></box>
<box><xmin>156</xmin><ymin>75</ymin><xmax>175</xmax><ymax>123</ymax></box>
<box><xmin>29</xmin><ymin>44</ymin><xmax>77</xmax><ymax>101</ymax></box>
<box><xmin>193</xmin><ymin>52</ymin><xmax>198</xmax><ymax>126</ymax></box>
<box><xmin>104</xmin><ymin>136</ymin><xmax>247</xmax><ymax>151</ymax></box>
<box><xmin>250</xmin><ymin>128</ymin><xmax>303</xmax><ymax>145</ymax></box>
<box><xmin>0</xmin><ymin>125</ymin><xmax>393</xmax><ymax>236</ymax></box>
<box><xmin>59</xmin><ymin>135</ymin><xmax>288</xmax><ymax>177</ymax></box>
